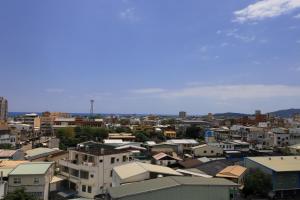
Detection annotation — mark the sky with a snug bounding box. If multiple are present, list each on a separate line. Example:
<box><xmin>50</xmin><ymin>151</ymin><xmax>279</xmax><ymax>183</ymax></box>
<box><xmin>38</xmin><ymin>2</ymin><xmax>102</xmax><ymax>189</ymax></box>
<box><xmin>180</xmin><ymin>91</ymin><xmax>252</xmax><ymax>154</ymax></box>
<box><xmin>0</xmin><ymin>0</ymin><xmax>300</xmax><ymax>115</ymax></box>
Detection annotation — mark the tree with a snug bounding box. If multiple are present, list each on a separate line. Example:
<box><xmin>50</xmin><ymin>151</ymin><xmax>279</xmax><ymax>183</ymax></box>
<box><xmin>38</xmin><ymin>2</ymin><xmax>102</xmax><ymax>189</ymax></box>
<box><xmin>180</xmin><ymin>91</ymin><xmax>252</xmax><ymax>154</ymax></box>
<box><xmin>242</xmin><ymin>169</ymin><xmax>272</xmax><ymax>198</ymax></box>
<box><xmin>135</xmin><ymin>132</ymin><xmax>149</xmax><ymax>142</ymax></box>
<box><xmin>3</xmin><ymin>188</ymin><xmax>37</xmax><ymax>200</ymax></box>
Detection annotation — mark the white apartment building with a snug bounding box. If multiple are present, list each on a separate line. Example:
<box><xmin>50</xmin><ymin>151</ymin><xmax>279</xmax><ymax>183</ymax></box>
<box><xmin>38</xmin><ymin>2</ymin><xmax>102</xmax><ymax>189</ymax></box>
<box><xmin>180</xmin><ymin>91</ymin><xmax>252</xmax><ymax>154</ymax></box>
<box><xmin>8</xmin><ymin>162</ymin><xmax>54</xmax><ymax>200</ymax></box>
<box><xmin>58</xmin><ymin>141</ymin><xmax>132</xmax><ymax>199</ymax></box>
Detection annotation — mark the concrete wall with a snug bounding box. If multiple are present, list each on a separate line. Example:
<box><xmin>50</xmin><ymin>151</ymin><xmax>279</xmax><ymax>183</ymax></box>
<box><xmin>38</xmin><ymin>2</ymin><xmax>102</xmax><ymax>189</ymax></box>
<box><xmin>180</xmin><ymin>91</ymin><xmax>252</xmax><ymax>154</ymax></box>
<box><xmin>192</xmin><ymin>145</ymin><xmax>223</xmax><ymax>157</ymax></box>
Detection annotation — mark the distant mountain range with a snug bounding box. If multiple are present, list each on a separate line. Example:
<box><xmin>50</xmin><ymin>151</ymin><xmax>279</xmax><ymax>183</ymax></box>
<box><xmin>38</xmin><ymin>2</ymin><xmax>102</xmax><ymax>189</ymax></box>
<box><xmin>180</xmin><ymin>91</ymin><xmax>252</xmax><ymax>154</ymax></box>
<box><xmin>268</xmin><ymin>108</ymin><xmax>300</xmax><ymax>118</ymax></box>
<box><xmin>212</xmin><ymin>108</ymin><xmax>300</xmax><ymax>119</ymax></box>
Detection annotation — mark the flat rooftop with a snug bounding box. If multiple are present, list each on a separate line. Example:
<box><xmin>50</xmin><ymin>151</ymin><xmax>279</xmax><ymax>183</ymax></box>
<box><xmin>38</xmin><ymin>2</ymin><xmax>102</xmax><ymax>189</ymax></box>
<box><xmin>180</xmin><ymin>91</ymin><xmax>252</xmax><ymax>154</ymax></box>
<box><xmin>246</xmin><ymin>156</ymin><xmax>300</xmax><ymax>172</ymax></box>
<box><xmin>9</xmin><ymin>162</ymin><xmax>53</xmax><ymax>175</ymax></box>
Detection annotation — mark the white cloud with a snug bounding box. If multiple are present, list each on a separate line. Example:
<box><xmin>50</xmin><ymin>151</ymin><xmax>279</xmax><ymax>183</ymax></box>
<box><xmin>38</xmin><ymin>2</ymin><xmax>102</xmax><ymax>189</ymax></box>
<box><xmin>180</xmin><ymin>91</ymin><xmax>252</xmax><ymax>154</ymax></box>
<box><xmin>225</xmin><ymin>29</ymin><xmax>256</xmax><ymax>42</ymax></box>
<box><xmin>234</xmin><ymin>0</ymin><xmax>300</xmax><ymax>23</ymax></box>
<box><xmin>45</xmin><ymin>88</ymin><xmax>64</xmax><ymax>93</ymax></box>
<box><xmin>130</xmin><ymin>88</ymin><xmax>165</xmax><ymax>94</ymax></box>
<box><xmin>119</xmin><ymin>7</ymin><xmax>139</xmax><ymax>22</ymax></box>
<box><xmin>294</xmin><ymin>13</ymin><xmax>300</xmax><ymax>18</ymax></box>
<box><xmin>132</xmin><ymin>84</ymin><xmax>300</xmax><ymax>100</ymax></box>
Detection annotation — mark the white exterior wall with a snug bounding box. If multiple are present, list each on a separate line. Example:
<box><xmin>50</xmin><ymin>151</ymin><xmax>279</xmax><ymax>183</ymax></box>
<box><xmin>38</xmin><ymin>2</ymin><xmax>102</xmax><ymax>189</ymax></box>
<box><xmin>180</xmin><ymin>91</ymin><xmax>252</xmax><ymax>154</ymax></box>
<box><xmin>59</xmin><ymin>150</ymin><xmax>131</xmax><ymax>199</ymax></box>
<box><xmin>273</xmin><ymin>133</ymin><xmax>289</xmax><ymax>147</ymax></box>
<box><xmin>192</xmin><ymin>145</ymin><xmax>223</xmax><ymax>157</ymax></box>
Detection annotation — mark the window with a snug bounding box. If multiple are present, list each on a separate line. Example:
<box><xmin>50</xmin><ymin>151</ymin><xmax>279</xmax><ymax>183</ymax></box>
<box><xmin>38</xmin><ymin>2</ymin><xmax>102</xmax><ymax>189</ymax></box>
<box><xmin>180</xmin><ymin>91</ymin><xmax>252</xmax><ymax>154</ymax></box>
<box><xmin>211</xmin><ymin>150</ymin><xmax>214</xmax><ymax>154</ymax></box>
<box><xmin>123</xmin><ymin>156</ymin><xmax>127</xmax><ymax>162</ymax></box>
<box><xmin>90</xmin><ymin>174</ymin><xmax>94</xmax><ymax>178</ymax></box>
<box><xmin>203</xmin><ymin>150</ymin><xmax>207</xmax><ymax>153</ymax></box>
<box><xmin>116</xmin><ymin>158</ymin><xmax>119</xmax><ymax>162</ymax></box>
<box><xmin>80</xmin><ymin>170</ymin><xmax>89</xmax><ymax>179</ymax></box>
<box><xmin>82</xmin><ymin>185</ymin><xmax>86</xmax><ymax>192</ymax></box>
<box><xmin>13</xmin><ymin>177</ymin><xmax>21</xmax><ymax>184</ymax></box>
<box><xmin>99</xmin><ymin>159</ymin><xmax>103</xmax><ymax>163</ymax></box>
<box><xmin>111</xmin><ymin>157</ymin><xmax>115</xmax><ymax>164</ymax></box>
<box><xmin>88</xmin><ymin>186</ymin><xmax>92</xmax><ymax>193</ymax></box>
<box><xmin>33</xmin><ymin>178</ymin><xmax>39</xmax><ymax>184</ymax></box>
<box><xmin>110</xmin><ymin>170</ymin><xmax>113</xmax><ymax>177</ymax></box>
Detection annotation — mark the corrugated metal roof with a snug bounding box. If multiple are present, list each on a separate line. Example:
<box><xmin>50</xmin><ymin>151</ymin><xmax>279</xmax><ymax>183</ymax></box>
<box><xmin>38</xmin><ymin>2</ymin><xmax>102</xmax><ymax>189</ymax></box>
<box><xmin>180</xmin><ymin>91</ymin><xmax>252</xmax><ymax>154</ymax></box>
<box><xmin>216</xmin><ymin>165</ymin><xmax>247</xmax><ymax>178</ymax></box>
<box><xmin>246</xmin><ymin>156</ymin><xmax>300</xmax><ymax>172</ymax></box>
<box><xmin>108</xmin><ymin>176</ymin><xmax>237</xmax><ymax>198</ymax></box>
<box><xmin>113</xmin><ymin>162</ymin><xmax>182</xmax><ymax>180</ymax></box>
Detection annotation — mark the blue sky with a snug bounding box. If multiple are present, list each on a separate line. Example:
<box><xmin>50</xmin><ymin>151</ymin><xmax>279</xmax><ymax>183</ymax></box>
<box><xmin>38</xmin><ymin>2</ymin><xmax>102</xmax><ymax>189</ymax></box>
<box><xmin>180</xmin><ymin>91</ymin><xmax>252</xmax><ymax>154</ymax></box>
<box><xmin>1</xmin><ymin>0</ymin><xmax>300</xmax><ymax>115</ymax></box>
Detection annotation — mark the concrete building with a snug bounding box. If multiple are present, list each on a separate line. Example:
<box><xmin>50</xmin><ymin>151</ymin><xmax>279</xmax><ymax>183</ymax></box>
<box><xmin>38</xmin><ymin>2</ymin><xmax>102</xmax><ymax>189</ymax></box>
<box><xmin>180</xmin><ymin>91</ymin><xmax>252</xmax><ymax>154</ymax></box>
<box><xmin>107</xmin><ymin>176</ymin><xmax>238</xmax><ymax>200</ymax></box>
<box><xmin>0</xmin><ymin>128</ymin><xmax>17</xmax><ymax>147</ymax></box>
<box><xmin>58</xmin><ymin>141</ymin><xmax>132</xmax><ymax>199</ymax></box>
<box><xmin>152</xmin><ymin>152</ymin><xmax>182</xmax><ymax>166</ymax></box>
<box><xmin>8</xmin><ymin>162</ymin><xmax>54</xmax><ymax>200</ymax></box>
<box><xmin>216</xmin><ymin>165</ymin><xmax>247</xmax><ymax>188</ymax></box>
<box><xmin>163</xmin><ymin>130</ymin><xmax>176</xmax><ymax>138</ymax></box>
<box><xmin>166</xmin><ymin>139</ymin><xmax>199</xmax><ymax>154</ymax></box>
<box><xmin>244</xmin><ymin>156</ymin><xmax>300</xmax><ymax>198</ymax></box>
<box><xmin>112</xmin><ymin>162</ymin><xmax>182</xmax><ymax>187</ymax></box>
<box><xmin>191</xmin><ymin>144</ymin><xmax>223</xmax><ymax>157</ymax></box>
<box><xmin>0</xmin><ymin>97</ymin><xmax>8</xmax><ymax>122</ymax></box>
<box><xmin>179</xmin><ymin>111</ymin><xmax>187</xmax><ymax>119</ymax></box>
<box><xmin>25</xmin><ymin>148</ymin><xmax>61</xmax><ymax>161</ymax></box>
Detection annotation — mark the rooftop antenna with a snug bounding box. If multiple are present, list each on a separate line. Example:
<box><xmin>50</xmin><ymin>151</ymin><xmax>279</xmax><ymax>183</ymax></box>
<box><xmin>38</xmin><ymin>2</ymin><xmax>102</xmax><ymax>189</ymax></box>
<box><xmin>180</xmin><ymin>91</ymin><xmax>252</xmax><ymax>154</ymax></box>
<box><xmin>90</xmin><ymin>99</ymin><xmax>94</xmax><ymax>117</ymax></box>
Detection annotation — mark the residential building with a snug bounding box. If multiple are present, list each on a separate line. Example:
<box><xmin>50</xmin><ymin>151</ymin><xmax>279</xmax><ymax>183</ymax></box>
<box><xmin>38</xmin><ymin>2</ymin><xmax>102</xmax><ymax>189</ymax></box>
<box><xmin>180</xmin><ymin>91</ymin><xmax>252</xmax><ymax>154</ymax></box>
<box><xmin>288</xmin><ymin>143</ymin><xmax>300</xmax><ymax>155</ymax></box>
<box><xmin>107</xmin><ymin>176</ymin><xmax>238</xmax><ymax>200</ymax></box>
<box><xmin>216</xmin><ymin>165</ymin><xmax>247</xmax><ymax>188</ymax></box>
<box><xmin>166</xmin><ymin>139</ymin><xmax>199</xmax><ymax>154</ymax></box>
<box><xmin>0</xmin><ymin>149</ymin><xmax>24</xmax><ymax>160</ymax></box>
<box><xmin>152</xmin><ymin>152</ymin><xmax>181</xmax><ymax>166</ymax></box>
<box><xmin>0</xmin><ymin>127</ymin><xmax>17</xmax><ymax>147</ymax></box>
<box><xmin>179</xmin><ymin>111</ymin><xmax>187</xmax><ymax>119</ymax></box>
<box><xmin>271</xmin><ymin>128</ymin><xmax>290</xmax><ymax>147</ymax></box>
<box><xmin>163</xmin><ymin>130</ymin><xmax>176</xmax><ymax>138</ymax></box>
<box><xmin>8</xmin><ymin>162</ymin><xmax>54</xmax><ymax>200</ymax></box>
<box><xmin>244</xmin><ymin>156</ymin><xmax>300</xmax><ymax>198</ymax></box>
<box><xmin>112</xmin><ymin>162</ymin><xmax>182</xmax><ymax>187</ymax></box>
<box><xmin>0</xmin><ymin>97</ymin><xmax>8</xmax><ymax>122</ymax></box>
<box><xmin>108</xmin><ymin>133</ymin><xmax>136</xmax><ymax>142</ymax></box>
<box><xmin>191</xmin><ymin>144</ymin><xmax>223</xmax><ymax>157</ymax></box>
<box><xmin>149</xmin><ymin>143</ymin><xmax>179</xmax><ymax>155</ymax></box>
<box><xmin>25</xmin><ymin>148</ymin><xmax>61</xmax><ymax>161</ymax></box>
<box><xmin>58</xmin><ymin>141</ymin><xmax>132</xmax><ymax>199</ymax></box>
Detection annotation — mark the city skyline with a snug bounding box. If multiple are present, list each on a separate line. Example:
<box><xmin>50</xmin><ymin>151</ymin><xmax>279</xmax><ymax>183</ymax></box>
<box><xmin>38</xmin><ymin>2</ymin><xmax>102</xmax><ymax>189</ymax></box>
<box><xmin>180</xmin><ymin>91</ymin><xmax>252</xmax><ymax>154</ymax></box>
<box><xmin>1</xmin><ymin>0</ymin><xmax>300</xmax><ymax>114</ymax></box>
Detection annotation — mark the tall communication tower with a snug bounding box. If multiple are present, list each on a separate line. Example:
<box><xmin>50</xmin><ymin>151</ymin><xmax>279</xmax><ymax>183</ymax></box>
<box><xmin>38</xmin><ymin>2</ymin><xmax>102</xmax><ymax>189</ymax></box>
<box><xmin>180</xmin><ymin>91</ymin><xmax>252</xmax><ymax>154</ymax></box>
<box><xmin>90</xmin><ymin>99</ymin><xmax>94</xmax><ymax>116</ymax></box>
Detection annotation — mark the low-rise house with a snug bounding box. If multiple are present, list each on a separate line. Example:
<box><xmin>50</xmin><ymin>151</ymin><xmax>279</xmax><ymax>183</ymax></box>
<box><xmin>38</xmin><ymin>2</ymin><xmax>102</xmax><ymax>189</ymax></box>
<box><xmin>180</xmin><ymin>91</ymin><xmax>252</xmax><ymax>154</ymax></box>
<box><xmin>149</xmin><ymin>143</ymin><xmax>179</xmax><ymax>154</ymax></box>
<box><xmin>191</xmin><ymin>144</ymin><xmax>223</xmax><ymax>157</ymax></box>
<box><xmin>178</xmin><ymin>159</ymin><xmax>202</xmax><ymax>169</ymax></box>
<box><xmin>152</xmin><ymin>152</ymin><xmax>181</xmax><ymax>166</ymax></box>
<box><xmin>163</xmin><ymin>130</ymin><xmax>176</xmax><ymax>138</ymax></box>
<box><xmin>0</xmin><ymin>160</ymin><xmax>29</xmax><ymax>181</ymax></box>
<box><xmin>58</xmin><ymin>141</ymin><xmax>132</xmax><ymax>199</ymax></box>
<box><xmin>271</xmin><ymin>128</ymin><xmax>290</xmax><ymax>147</ymax></box>
<box><xmin>25</xmin><ymin>147</ymin><xmax>61</xmax><ymax>161</ymax></box>
<box><xmin>0</xmin><ymin>149</ymin><xmax>24</xmax><ymax>160</ymax></box>
<box><xmin>196</xmin><ymin>159</ymin><xmax>235</xmax><ymax>177</ymax></box>
<box><xmin>107</xmin><ymin>176</ymin><xmax>238</xmax><ymax>200</ymax></box>
<box><xmin>166</xmin><ymin>139</ymin><xmax>199</xmax><ymax>154</ymax></box>
<box><xmin>288</xmin><ymin>143</ymin><xmax>300</xmax><ymax>155</ymax></box>
<box><xmin>7</xmin><ymin>162</ymin><xmax>54</xmax><ymax>200</ymax></box>
<box><xmin>108</xmin><ymin>133</ymin><xmax>136</xmax><ymax>142</ymax></box>
<box><xmin>216</xmin><ymin>165</ymin><xmax>247</xmax><ymax>188</ymax></box>
<box><xmin>112</xmin><ymin>162</ymin><xmax>182</xmax><ymax>187</ymax></box>
<box><xmin>244</xmin><ymin>156</ymin><xmax>300</xmax><ymax>198</ymax></box>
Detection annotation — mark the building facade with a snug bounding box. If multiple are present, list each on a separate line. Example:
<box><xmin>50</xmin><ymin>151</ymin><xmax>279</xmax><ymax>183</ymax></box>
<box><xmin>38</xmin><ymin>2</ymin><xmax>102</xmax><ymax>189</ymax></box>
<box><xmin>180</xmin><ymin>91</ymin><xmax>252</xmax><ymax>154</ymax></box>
<box><xmin>0</xmin><ymin>97</ymin><xmax>8</xmax><ymax>122</ymax></box>
<box><xmin>58</xmin><ymin>142</ymin><xmax>132</xmax><ymax>199</ymax></box>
